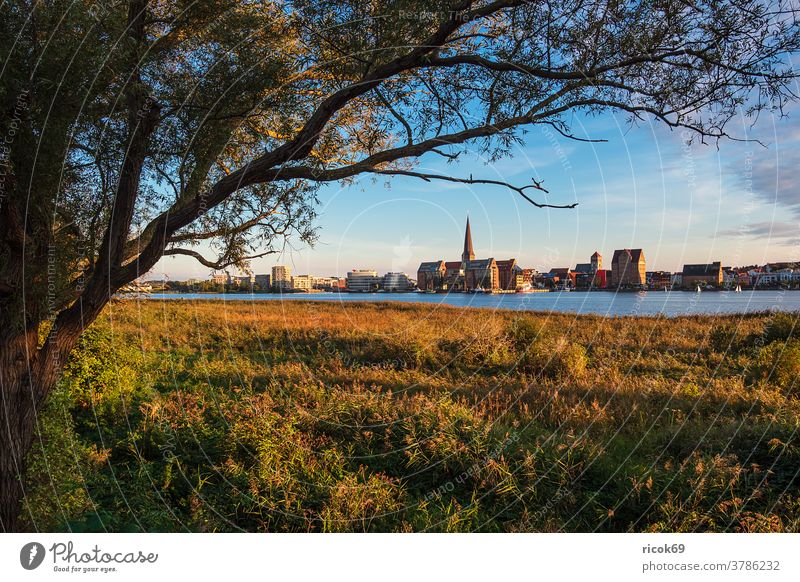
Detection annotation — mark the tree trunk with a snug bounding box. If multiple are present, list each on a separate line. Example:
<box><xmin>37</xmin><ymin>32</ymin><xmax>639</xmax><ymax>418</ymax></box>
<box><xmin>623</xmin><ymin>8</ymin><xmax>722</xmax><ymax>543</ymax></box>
<box><xmin>0</xmin><ymin>320</ymin><xmax>89</xmax><ymax>531</ymax></box>
<box><xmin>0</xmin><ymin>326</ymin><xmax>44</xmax><ymax>532</ymax></box>
<box><xmin>0</xmin><ymin>374</ymin><xmax>38</xmax><ymax>532</ymax></box>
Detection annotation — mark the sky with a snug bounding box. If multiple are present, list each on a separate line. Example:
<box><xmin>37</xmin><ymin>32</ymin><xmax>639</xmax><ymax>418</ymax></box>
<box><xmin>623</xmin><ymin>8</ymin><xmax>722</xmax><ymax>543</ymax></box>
<box><xmin>151</xmin><ymin>105</ymin><xmax>800</xmax><ymax>281</ymax></box>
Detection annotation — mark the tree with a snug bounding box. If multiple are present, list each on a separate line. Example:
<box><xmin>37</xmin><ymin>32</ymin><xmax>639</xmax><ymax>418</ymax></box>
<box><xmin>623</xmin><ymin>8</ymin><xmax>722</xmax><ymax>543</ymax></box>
<box><xmin>1</xmin><ymin>0</ymin><xmax>798</xmax><ymax>531</ymax></box>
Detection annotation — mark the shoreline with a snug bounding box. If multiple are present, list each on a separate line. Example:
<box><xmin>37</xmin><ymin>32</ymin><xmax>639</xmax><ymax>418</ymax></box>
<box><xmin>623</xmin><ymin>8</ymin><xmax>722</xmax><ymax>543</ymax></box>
<box><xmin>113</xmin><ymin>291</ymin><xmax>800</xmax><ymax>319</ymax></box>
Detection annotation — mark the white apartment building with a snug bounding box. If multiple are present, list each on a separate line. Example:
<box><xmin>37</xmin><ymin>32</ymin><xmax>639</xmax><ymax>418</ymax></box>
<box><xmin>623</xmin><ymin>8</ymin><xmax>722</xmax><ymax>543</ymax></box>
<box><xmin>291</xmin><ymin>274</ymin><xmax>313</xmax><ymax>291</ymax></box>
<box><xmin>346</xmin><ymin>269</ymin><xmax>381</xmax><ymax>292</ymax></box>
<box><xmin>272</xmin><ymin>265</ymin><xmax>292</xmax><ymax>290</ymax></box>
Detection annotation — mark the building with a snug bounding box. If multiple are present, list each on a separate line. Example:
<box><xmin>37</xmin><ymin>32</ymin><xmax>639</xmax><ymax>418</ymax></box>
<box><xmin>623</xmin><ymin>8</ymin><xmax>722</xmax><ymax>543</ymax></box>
<box><xmin>254</xmin><ymin>274</ymin><xmax>271</xmax><ymax>289</ymax></box>
<box><xmin>647</xmin><ymin>270</ymin><xmax>672</xmax><ymax>290</ymax></box>
<box><xmin>291</xmin><ymin>274</ymin><xmax>313</xmax><ymax>291</ymax></box>
<box><xmin>313</xmin><ymin>276</ymin><xmax>345</xmax><ymax>290</ymax></box>
<box><xmin>211</xmin><ymin>272</ymin><xmax>229</xmax><ymax>285</ymax></box>
<box><xmin>515</xmin><ymin>268</ymin><xmax>538</xmax><ymax>289</ymax></box>
<box><xmin>610</xmin><ymin>249</ymin><xmax>646</xmax><ymax>288</ymax></box>
<box><xmin>383</xmin><ymin>272</ymin><xmax>414</xmax><ymax>291</ymax></box>
<box><xmin>234</xmin><ymin>275</ymin><xmax>253</xmax><ymax>287</ymax></box>
<box><xmin>417</xmin><ymin>261</ymin><xmax>446</xmax><ymax>290</ymax></box>
<box><xmin>594</xmin><ymin>269</ymin><xmax>610</xmax><ymax>289</ymax></box>
<box><xmin>591</xmin><ymin>251</ymin><xmax>602</xmax><ymax>273</ymax></box>
<box><xmin>272</xmin><ymin>265</ymin><xmax>292</xmax><ymax>291</ymax></box>
<box><xmin>548</xmin><ymin>267</ymin><xmax>572</xmax><ymax>288</ymax></box>
<box><xmin>462</xmin><ymin>216</ymin><xmax>475</xmax><ymax>264</ymax></box>
<box><xmin>416</xmin><ymin>217</ymin><xmax>510</xmax><ymax>292</ymax></box>
<box><xmin>443</xmin><ymin>261</ymin><xmax>464</xmax><ymax>290</ymax></box>
<box><xmin>464</xmin><ymin>258</ymin><xmax>498</xmax><ymax>290</ymax></box>
<box><xmin>682</xmin><ymin>262</ymin><xmax>722</xmax><ymax>288</ymax></box>
<box><xmin>347</xmin><ymin>269</ymin><xmax>382</xmax><ymax>292</ymax></box>
<box><xmin>461</xmin><ymin>218</ymin><xmax>499</xmax><ymax>291</ymax></box>
<box><xmin>572</xmin><ymin>263</ymin><xmax>593</xmax><ymax>289</ymax></box>
<box><xmin>572</xmin><ymin>252</ymin><xmax>605</xmax><ymax>288</ymax></box>
<box><xmin>496</xmin><ymin>259</ymin><xmax>519</xmax><ymax>290</ymax></box>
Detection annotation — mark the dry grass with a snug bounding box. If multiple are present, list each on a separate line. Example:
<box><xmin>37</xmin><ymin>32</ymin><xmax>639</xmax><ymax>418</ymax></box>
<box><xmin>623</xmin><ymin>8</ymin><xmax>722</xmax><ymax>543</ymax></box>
<box><xmin>22</xmin><ymin>299</ymin><xmax>800</xmax><ymax>532</ymax></box>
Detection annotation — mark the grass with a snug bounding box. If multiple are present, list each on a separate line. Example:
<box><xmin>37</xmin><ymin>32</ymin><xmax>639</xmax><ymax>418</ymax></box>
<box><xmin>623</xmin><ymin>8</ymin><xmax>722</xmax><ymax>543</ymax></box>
<box><xmin>22</xmin><ymin>299</ymin><xmax>800</xmax><ymax>532</ymax></box>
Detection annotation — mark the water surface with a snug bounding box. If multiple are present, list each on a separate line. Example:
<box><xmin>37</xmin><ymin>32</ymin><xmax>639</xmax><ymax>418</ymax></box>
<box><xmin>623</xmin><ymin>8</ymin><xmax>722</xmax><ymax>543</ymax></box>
<box><xmin>142</xmin><ymin>289</ymin><xmax>800</xmax><ymax>317</ymax></box>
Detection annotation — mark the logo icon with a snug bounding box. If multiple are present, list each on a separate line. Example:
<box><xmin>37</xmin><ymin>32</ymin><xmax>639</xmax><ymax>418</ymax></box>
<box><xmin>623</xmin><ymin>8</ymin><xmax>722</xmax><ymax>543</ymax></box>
<box><xmin>20</xmin><ymin>542</ymin><xmax>46</xmax><ymax>570</ymax></box>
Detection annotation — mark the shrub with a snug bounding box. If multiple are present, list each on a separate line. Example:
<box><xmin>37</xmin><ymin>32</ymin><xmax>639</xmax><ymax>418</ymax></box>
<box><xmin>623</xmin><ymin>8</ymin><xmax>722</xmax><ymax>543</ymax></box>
<box><xmin>519</xmin><ymin>336</ymin><xmax>589</xmax><ymax>380</ymax></box>
<box><xmin>751</xmin><ymin>339</ymin><xmax>800</xmax><ymax>396</ymax></box>
<box><xmin>763</xmin><ymin>312</ymin><xmax>800</xmax><ymax>344</ymax></box>
<box><xmin>60</xmin><ymin>325</ymin><xmax>146</xmax><ymax>418</ymax></box>
<box><xmin>22</xmin><ymin>386</ymin><xmax>107</xmax><ymax>531</ymax></box>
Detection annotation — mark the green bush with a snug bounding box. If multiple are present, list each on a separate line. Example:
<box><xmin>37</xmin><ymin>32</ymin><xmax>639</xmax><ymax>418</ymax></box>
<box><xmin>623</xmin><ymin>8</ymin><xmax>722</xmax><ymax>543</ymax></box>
<box><xmin>60</xmin><ymin>325</ymin><xmax>146</xmax><ymax>418</ymax></box>
<box><xmin>22</xmin><ymin>386</ymin><xmax>105</xmax><ymax>531</ymax></box>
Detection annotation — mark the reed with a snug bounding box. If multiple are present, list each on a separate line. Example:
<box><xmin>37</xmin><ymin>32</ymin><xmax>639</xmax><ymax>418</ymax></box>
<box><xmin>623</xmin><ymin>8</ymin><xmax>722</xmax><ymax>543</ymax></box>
<box><xmin>22</xmin><ymin>300</ymin><xmax>800</xmax><ymax>532</ymax></box>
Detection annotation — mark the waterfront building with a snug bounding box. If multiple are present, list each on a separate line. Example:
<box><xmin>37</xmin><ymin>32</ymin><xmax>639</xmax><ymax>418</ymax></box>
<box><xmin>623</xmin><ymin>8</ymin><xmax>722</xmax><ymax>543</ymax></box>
<box><xmin>234</xmin><ymin>274</ymin><xmax>254</xmax><ymax>287</ymax></box>
<box><xmin>272</xmin><ymin>265</ymin><xmax>292</xmax><ymax>291</ymax></box>
<box><xmin>647</xmin><ymin>270</ymin><xmax>672</xmax><ymax>290</ymax></box>
<box><xmin>682</xmin><ymin>262</ymin><xmax>722</xmax><ymax>288</ymax></box>
<box><xmin>211</xmin><ymin>272</ymin><xmax>229</xmax><ymax>285</ymax></box>
<box><xmin>383</xmin><ymin>272</ymin><xmax>414</xmax><ymax>291</ymax></box>
<box><xmin>417</xmin><ymin>261</ymin><xmax>446</xmax><ymax>290</ymax></box>
<box><xmin>462</xmin><ymin>216</ymin><xmax>475</xmax><ymax>265</ymax></box>
<box><xmin>291</xmin><ymin>274</ymin><xmax>313</xmax><ymax>291</ymax></box>
<box><xmin>591</xmin><ymin>251</ymin><xmax>602</xmax><ymax>273</ymax></box>
<box><xmin>611</xmin><ymin>249</ymin><xmax>646</xmax><ymax>288</ymax></box>
<box><xmin>460</xmin><ymin>218</ymin><xmax>499</xmax><ymax>291</ymax></box>
<box><xmin>254</xmin><ymin>274</ymin><xmax>271</xmax><ymax>289</ymax></box>
<box><xmin>312</xmin><ymin>276</ymin><xmax>344</xmax><ymax>289</ymax></box>
<box><xmin>443</xmin><ymin>261</ymin><xmax>465</xmax><ymax>290</ymax></box>
<box><xmin>572</xmin><ymin>262</ymin><xmax>593</xmax><ymax>288</ymax></box>
<box><xmin>415</xmin><ymin>217</ymin><xmax>514</xmax><ymax>292</ymax></box>
<box><xmin>516</xmin><ymin>268</ymin><xmax>538</xmax><ymax>289</ymax></box>
<box><xmin>548</xmin><ymin>267</ymin><xmax>572</xmax><ymax>288</ymax></box>
<box><xmin>464</xmin><ymin>258</ymin><xmax>498</xmax><ymax>290</ymax></box>
<box><xmin>496</xmin><ymin>259</ymin><xmax>519</xmax><ymax>290</ymax></box>
<box><xmin>347</xmin><ymin>269</ymin><xmax>382</xmax><ymax>292</ymax></box>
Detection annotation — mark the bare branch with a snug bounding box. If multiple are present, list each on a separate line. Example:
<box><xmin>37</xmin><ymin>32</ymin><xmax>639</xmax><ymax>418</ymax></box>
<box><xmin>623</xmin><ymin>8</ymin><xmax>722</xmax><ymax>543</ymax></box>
<box><xmin>163</xmin><ymin>248</ymin><xmax>277</xmax><ymax>270</ymax></box>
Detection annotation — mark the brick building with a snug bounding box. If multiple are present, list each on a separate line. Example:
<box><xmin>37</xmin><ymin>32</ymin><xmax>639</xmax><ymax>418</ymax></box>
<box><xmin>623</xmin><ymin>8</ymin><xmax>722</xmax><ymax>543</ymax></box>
<box><xmin>682</xmin><ymin>262</ymin><xmax>722</xmax><ymax>288</ymax></box>
<box><xmin>610</xmin><ymin>249</ymin><xmax>646</xmax><ymax>288</ymax></box>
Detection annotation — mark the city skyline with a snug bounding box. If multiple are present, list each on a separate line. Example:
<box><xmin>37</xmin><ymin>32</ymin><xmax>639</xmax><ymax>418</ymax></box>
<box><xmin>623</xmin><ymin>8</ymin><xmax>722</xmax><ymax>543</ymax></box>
<box><xmin>151</xmin><ymin>106</ymin><xmax>799</xmax><ymax>280</ymax></box>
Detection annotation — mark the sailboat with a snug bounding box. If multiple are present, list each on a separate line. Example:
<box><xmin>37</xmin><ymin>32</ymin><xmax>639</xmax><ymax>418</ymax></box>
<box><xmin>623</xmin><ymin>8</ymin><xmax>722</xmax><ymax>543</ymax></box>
<box><xmin>735</xmin><ymin>284</ymin><xmax>742</xmax><ymax>293</ymax></box>
<box><xmin>695</xmin><ymin>284</ymin><xmax>702</xmax><ymax>293</ymax></box>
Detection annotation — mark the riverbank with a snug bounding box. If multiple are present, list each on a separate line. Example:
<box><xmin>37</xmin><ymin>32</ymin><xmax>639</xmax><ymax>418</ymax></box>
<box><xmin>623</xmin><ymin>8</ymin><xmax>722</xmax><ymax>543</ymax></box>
<box><xmin>130</xmin><ymin>288</ymin><xmax>800</xmax><ymax>317</ymax></box>
<box><xmin>25</xmin><ymin>300</ymin><xmax>800</xmax><ymax>532</ymax></box>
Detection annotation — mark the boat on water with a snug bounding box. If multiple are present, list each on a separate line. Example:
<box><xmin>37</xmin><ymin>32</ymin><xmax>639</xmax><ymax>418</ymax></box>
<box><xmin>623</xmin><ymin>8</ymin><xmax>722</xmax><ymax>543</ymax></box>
<box><xmin>735</xmin><ymin>284</ymin><xmax>742</xmax><ymax>293</ymax></box>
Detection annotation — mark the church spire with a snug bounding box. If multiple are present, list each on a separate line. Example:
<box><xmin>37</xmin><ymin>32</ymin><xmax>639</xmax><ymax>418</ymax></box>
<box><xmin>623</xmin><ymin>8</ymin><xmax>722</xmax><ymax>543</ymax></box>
<box><xmin>462</xmin><ymin>216</ymin><xmax>475</xmax><ymax>263</ymax></box>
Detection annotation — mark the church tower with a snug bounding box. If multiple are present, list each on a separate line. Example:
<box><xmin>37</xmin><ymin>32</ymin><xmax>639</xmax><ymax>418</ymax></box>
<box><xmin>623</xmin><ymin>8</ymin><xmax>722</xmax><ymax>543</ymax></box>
<box><xmin>591</xmin><ymin>251</ymin><xmax>602</xmax><ymax>273</ymax></box>
<box><xmin>462</xmin><ymin>216</ymin><xmax>475</xmax><ymax>264</ymax></box>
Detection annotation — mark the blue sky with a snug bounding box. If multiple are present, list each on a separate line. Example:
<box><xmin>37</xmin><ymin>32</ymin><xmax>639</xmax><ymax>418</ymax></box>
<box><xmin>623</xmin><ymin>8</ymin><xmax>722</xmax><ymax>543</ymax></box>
<box><xmin>153</xmin><ymin>106</ymin><xmax>799</xmax><ymax>280</ymax></box>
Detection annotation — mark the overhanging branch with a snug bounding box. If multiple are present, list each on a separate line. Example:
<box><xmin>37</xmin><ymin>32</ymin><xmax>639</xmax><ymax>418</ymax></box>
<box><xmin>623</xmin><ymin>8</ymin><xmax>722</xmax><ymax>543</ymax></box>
<box><xmin>163</xmin><ymin>248</ymin><xmax>277</xmax><ymax>270</ymax></box>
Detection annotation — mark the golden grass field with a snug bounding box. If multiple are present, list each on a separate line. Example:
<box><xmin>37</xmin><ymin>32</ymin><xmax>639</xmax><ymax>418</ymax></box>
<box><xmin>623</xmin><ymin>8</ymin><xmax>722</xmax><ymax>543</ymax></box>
<box><xmin>24</xmin><ymin>299</ymin><xmax>800</xmax><ymax>532</ymax></box>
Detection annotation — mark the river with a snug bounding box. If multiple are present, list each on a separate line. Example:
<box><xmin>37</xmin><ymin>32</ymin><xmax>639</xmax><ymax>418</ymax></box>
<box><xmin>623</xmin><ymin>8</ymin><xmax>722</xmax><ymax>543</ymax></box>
<box><xmin>140</xmin><ymin>289</ymin><xmax>800</xmax><ymax>317</ymax></box>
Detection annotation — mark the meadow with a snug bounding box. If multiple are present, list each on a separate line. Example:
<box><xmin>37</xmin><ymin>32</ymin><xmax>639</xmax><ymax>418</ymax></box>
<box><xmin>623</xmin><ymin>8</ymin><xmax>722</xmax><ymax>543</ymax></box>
<box><xmin>24</xmin><ymin>299</ymin><xmax>800</xmax><ymax>532</ymax></box>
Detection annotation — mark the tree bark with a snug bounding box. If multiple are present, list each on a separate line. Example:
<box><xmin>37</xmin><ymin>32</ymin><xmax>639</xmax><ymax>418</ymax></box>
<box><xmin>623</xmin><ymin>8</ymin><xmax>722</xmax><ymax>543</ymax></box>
<box><xmin>0</xmin><ymin>328</ymin><xmax>44</xmax><ymax>532</ymax></box>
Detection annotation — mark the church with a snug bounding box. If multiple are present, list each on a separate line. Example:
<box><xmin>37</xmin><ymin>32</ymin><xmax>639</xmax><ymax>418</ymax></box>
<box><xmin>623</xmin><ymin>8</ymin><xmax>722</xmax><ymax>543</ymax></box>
<box><xmin>417</xmin><ymin>218</ymin><xmax>518</xmax><ymax>292</ymax></box>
